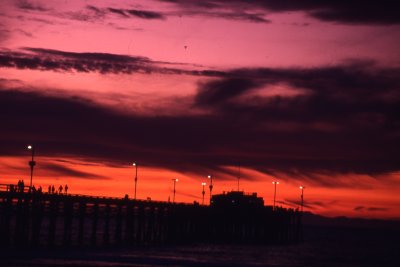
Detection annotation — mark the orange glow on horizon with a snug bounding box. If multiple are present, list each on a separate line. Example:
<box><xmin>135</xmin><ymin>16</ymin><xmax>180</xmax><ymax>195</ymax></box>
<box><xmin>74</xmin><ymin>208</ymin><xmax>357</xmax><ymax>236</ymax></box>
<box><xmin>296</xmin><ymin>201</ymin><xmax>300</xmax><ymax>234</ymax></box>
<box><xmin>1</xmin><ymin>156</ymin><xmax>399</xmax><ymax>219</ymax></box>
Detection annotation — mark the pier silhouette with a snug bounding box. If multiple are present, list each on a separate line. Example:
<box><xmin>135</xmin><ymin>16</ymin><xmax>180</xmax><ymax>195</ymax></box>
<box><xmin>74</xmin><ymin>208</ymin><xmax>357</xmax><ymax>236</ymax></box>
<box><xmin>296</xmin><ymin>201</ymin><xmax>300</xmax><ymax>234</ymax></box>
<box><xmin>0</xmin><ymin>186</ymin><xmax>302</xmax><ymax>248</ymax></box>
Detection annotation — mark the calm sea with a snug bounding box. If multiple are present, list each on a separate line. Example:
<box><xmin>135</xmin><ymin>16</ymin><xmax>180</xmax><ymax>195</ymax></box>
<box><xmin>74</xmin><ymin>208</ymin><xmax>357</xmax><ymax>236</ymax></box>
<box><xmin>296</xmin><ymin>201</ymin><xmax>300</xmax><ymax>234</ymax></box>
<box><xmin>1</xmin><ymin>225</ymin><xmax>399</xmax><ymax>267</ymax></box>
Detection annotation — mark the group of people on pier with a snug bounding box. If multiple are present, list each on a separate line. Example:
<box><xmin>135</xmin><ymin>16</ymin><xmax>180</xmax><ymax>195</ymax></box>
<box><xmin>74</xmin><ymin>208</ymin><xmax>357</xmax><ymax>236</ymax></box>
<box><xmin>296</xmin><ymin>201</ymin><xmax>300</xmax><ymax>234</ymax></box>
<box><xmin>7</xmin><ymin>180</ymin><xmax>69</xmax><ymax>195</ymax></box>
<box><xmin>47</xmin><ymin>184</ymin><xmax>68</xmax><ymax>194</ymax></box>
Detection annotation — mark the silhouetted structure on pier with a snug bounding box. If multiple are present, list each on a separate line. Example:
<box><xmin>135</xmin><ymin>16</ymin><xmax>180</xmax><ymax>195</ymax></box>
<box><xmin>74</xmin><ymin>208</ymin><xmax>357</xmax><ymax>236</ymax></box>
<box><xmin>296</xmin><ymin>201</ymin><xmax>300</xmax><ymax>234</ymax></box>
<box><xmin>211</xmin><ymin>191</ymin><xmax>264</xmax><ymax>208</ymax></box>
<box><xmin>0</xmin><ymin>189</ymin><xmax>302</xmax><ymax>248</ymax></box>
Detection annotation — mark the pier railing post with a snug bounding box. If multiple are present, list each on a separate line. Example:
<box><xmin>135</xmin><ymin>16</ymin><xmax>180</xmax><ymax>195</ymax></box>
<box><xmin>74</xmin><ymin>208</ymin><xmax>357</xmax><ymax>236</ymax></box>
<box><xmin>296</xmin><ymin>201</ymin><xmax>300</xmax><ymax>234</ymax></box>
<box><xmin>90</xmin><ymin>202</ymin><xmax>99</xmax><ymax>246</ymax></box>
<box><xmin>31</xmin><ymin>194</ymin><xmax>44</xmax><ymax>247</ymax></box>
<box><xmin>63</xmin><ymin>198</ymin><xmax>73</xmax><ymax>247</ymax></box>
<box><xmin>103</xmin><ymin>203</ymin><xmax>111</xmax><ymax>245</ymax></box>
<box><xmin>78</xmin><ymin>201</ymin><xmax>86</xmax><ymax>246</ymax></box>
<box><xmin>48</xmin><ymin>197</ymin><xmax>59</xmax><ymax>247</ymax></box>
<box><xmin>115</xmin><ymin>203</ymin><xmax>122</xmax><ymax>244</ymax></box>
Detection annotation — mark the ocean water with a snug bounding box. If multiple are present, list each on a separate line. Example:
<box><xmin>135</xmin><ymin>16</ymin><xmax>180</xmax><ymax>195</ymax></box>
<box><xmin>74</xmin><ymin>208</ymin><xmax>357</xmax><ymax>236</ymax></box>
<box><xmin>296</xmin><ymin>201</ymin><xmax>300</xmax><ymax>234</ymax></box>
<box><xmin>1</xmin><ymin>225</ymin><xmax>399</xmax><ymax>267</ymax></box>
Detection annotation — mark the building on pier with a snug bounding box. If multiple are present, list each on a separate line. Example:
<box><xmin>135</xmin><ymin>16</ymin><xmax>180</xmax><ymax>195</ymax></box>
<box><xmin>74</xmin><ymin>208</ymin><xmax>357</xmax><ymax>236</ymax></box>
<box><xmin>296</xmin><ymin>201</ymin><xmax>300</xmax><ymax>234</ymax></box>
<box><xmin>211</xmin><ymin>191</ymin><xmax>264</xmax><ymax>208</ymax></box>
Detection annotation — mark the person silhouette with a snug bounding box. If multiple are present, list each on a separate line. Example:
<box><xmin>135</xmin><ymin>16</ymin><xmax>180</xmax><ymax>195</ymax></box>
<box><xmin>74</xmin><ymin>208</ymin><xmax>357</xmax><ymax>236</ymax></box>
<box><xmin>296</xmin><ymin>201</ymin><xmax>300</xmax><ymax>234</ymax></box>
<box><xmin>48</xmin><ymin>185</ymin><xmax>51</xmax><ymax>194</ymax></box>
<box><xmin>59</xmin><ymin>185</ymin><xmax>63</xmax><ymax>194</ymax></box>
<box><xmin>51</xmin><ymin>185</ymin><xmax>55</xmax><ymax>194</ymax></box>
<box><xmin>65</xmin><ymin>184</ymin><xmax>68</xmax><ymax>195</ymax></box>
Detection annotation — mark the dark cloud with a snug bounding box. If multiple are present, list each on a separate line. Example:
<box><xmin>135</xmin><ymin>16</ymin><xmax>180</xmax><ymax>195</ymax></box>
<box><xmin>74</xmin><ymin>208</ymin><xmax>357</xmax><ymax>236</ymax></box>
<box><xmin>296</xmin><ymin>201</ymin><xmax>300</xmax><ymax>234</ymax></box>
<box><xmin>56</xmin><ymin>5</ymin><xmax>164</xmax><ymax>23</ymax></box>
<box><xmin>41</xmin><ymin>163</ymin><xmax>110</xmax><ymax>180</ymax></box>
<box><xmin>217</xmin><ymin>12</ymin><xmax>269</xmax><ymax>23</ymax></box>
<box><xmin>0</xmin><ymin>89</ymin><xmax>222</xmax><ymax>175</ymax></box>
<box><xmin>107</xmin><ymin>8</ymin><xmax>129</xmax><ymax>17</ymax></box>
<box><xmin>0</xmin><ymin>47</ymin><xmax>225</xmax><ymax>76</ymax></box>
<box><xmin>86</xmin><ymin>5</ymin><xmax>102</xmax><ymax>14</ymax></box>
<box><xmin>85</xmin><ymin>5</ymin><xmax>106</xmax><ymax>17</ymax></box>
<box><xmin>95</xmin><ymin>4</ymin><xmax>267</xmax><ymax>23</ymax></box>
<box><xmin>354</xmin><ymin>206</ymin><xmax>388</xmax><ymax>212</ymax></box>
<box><xmin>195</xmin><ymin>78</ymin><xmax>262</xmax><ymax>106</ymax></box>
<box><xmin>175</xmin><ymin>10</ymin><xmax>269</xmax><ymax>23</ymax></box>
<box><xmin>160</xmin><ymin>0</ymin><xmax>400</xmax><ymax>25</ymax></box>
<box><xmin>60</xmin><ymin>5</ymin><xmax>106</xmax><ymax>22</ymax></box>
<box><xmin>368</xmin><ymin>207</ymin><xmax>388</xmax><ymax>212</ymax></box>
<box><xmin>24</xmin><ymin>47</ymin><xmax>147</xmax><ymax>63</ymax></box>
<box><xmin>103</xmin><ymin>7</ymin><xmax>166</xmax><ymax>20</ymax></box>
<box><xmin>309</xmin><ymin>4</ymin><xmax>400</xmax><ymax>25</ymax></box>
<box><xmin>127</xmin><ymin>9</ymin><xmax>166</xmax><ymax>20</ymax></box>
<box><xmin>192</xmin><ymin>63</ymin><xmax>400</xmax><ymax>176</ymax></box>
<box><xmin>278</xmin><ymin>199</ymin><xmax>333</xmax><ymax>210</ymax></box>
<box><xmin>194</xmin><ymin>61</ymin><xmax>400</xmax><ymax>126</ymax></box>
<box><xmin>17</xmin><ymin>0</ymin><xmax>49</xmax><ymax>12</ymax></box>
<box><xmin>0</xmin><ymin>48</ymin><xmax>162</xmax><ymax>74</ymax></box>
<box><xmin>354</xmin><ymin>206</ymin><xmax>364</xmax><ymax>211</ymax></box>
<box><xmin>1</xmin><ymin>59</ymin><xmax>399</xmax><ymax>185</ymax></box>
<box><xmin>15</xmin><ymin>29</ymin><xmax>34</xmax><ymax>38</ymax></box>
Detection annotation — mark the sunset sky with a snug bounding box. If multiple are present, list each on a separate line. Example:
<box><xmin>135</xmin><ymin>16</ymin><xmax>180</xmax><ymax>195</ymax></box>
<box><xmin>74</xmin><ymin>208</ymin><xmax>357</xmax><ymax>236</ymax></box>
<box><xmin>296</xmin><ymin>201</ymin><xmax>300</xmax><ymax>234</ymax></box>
<box><xmin>1</xmin><ymin>0</ymin><xmax>400</xmax><ymax>219</ymax></box>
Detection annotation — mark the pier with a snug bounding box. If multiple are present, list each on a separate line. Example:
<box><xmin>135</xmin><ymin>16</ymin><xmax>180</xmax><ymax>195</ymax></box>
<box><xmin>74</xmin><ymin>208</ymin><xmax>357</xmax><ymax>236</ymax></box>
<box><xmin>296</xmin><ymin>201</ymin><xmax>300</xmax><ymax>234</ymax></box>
<box><xmin>0</xmin><ymin>189</ymin><xmax>302</xmax><ymax>248</ymax></box>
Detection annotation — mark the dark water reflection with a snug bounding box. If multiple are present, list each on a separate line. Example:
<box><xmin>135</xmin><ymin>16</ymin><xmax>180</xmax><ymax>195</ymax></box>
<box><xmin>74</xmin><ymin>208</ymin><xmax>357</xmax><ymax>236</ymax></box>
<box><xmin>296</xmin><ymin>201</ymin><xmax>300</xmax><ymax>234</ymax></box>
<box><xmin>1</xmin><ymin>225</ymin><xmax>399</xmax><ymax>266</ymax></box>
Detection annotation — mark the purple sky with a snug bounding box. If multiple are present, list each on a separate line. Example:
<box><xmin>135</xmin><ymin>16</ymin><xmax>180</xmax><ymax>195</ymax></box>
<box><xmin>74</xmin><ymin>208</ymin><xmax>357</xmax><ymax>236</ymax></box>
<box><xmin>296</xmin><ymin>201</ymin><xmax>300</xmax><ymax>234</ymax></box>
<box><xmin>1</xmin><ymin>0</ymin><xmax>400</xmax><ymax>218</ymax></box>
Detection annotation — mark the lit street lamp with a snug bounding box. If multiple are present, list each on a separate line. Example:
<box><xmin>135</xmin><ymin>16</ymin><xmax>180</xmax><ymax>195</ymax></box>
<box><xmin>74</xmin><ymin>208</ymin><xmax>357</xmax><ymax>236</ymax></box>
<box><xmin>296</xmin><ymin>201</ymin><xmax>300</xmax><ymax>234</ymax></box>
<box><xmin>172</xmin><ymin>178</ymin><xmax>178</xmax><ymax>203</ymax></box>
<box><xmin>27</xmin><ymin>145</ymin><xmax>36</xmax><ymax>191</ymax></box>
<box><xmin>272</xmin><ymin>181</ymin><xmax>279</xmax><ymax>210</ymax></box>
<box><xmin>201</xmin><ymin>182</ymin><xmax>206</xmax><ymax>205</ymax></box>
<box><xmin>208</xmin><ymin>175</ymin><xmax>213</xmax><ymax>204</ymax></box>
<box><xmin>132</xmin><ymin>162</ymin><xmax>138</xmax><ymax>199</ymax></box>
<box><xmin>300</xmin><ymin>186</ymin><xmax>305</xmax><ymax>213</ymax></box>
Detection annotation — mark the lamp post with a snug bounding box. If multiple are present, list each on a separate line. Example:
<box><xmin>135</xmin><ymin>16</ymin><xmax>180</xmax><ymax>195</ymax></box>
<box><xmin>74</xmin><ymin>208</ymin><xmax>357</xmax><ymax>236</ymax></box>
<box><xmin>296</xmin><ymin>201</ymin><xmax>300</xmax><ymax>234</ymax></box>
<box><xmin>201</xmin><ymin>182</ymin><xmax>206</xmax><ymax>205</ymax></box>
<box><xmin>132</xmin><ymin>162</ymin><xmax>138</xmax><ymax>200</ymax></box>
<box><xmin>208</xmin><ymin>175</ymin><xmax>213</xmax><ymax>205</ymax></box>
<box><xmin>300</xmin><ymin>186</ymin><xmax>305</xmax><ymax>213</ymax></box>
<box><xmin>27</xmin><ymin>145</ymin><xmax>36</xmax><ymax>191</ymax></box>
<box><xmin>272</xmin><ymin>181</ymin><xmax>279</xmax><ymax>210</ymax></box>
<box><xmin>172</xmin><ymin>178</ymin><xmax>178</xmax><ymax>203</ymax></box>
<box><xmin>237</xmin><ymin>164</ymin><xmax>240</xmax><ymax>191</ymax></box>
